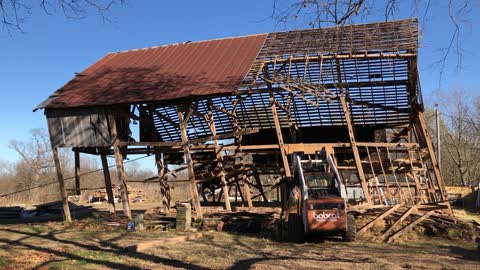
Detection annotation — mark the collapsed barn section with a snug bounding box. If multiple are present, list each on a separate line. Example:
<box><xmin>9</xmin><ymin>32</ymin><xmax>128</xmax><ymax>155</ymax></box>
<box><xmin>35</xmin><ymin>18</ymin><xmax>449</xmax><ymax>221</ymax></box>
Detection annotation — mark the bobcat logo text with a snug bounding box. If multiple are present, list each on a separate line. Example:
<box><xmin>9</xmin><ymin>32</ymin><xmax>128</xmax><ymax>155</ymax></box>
<box><xmin>313</xmin><ymin>212</ymin><xmax>340</xmax><ymax>222</ymax></box>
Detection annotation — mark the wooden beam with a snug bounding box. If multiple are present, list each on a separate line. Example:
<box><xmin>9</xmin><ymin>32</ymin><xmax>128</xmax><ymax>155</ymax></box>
<box><xmin>178</xmin><ymin>107</ymin><xmax>203</xmax><ymax>218</ymax></box>
<box><xmin>188</xmin><ymin>128</ymin><xmax>260</xmax><ymax>145</ymax></box>
<box><xmin>74</xmin><ymin>149</ymin><xmax>81</xmax><ymax>196</ymax></box>
<box><xmin>387</xmin><ymin>210</ymin><xmax>435</xmax><ymax>243</ymax></box>
<box><xmin>338</xmin><ymin>94</ymin><xmax>371</xmax><ymax>204</ymax></box>
<box><xmin>52</xmin><ymin>147</ymin><xmax>72</xmax><ymax>223</ymax></box>
<box><xmin>333</xmin><ymin>56</ymin><xmax>371</xmax><ymax>204</ymax></box>
<box><xmin>221</xmin><ymin>142</ymin><xmax>419</xmax><ymax>153</ymax></box>
<box><xmin>152</xmin><ymin>109</ymin><xmax>179</xmax><ymax>128</ymax></box>
<box><xmin>365</xmin><ymin>147</ymin><xmax>385</xmax><ymax>204</ymax></box>
<box><xmin>118</xmin><ymin>129</ymin><xmax>260</xmax><ymax>148</ymax></box>
<box><xmin>349</xmin><ymin>98</ymin><xmax>409</xmax><ymax>114</ymax></box>
<box><xmin>269</xmin><ymin>91</ymin><xmax>291</xmax><ymax>219</ymax></box>
<box><xmin>379</xmin><ymin>205</ymin><xmax>417</xmax><ymax>241</ymax></box>
<box><xmin>100</xmin><ymin>148</ymin><xmax>116</xmax><ymax>215</ymax></box>
<box><xmin>375</xmin><ymin>147</ymin><xmax>395</xmax><ymax>204</ymax></box>
<box><xmin>357</xmin><ymin>204</ymin><xmax>402</xmax><ymax>235</ymax></box>
<box><xmin>118</xmin><ymin>141</ymin><xmax>182</xmax><ymax>147</ymax></box>
<box><xmin>242</xmin><ymin>174</ymin><xmax>253</xmax><ymax>208</ymax></box>
<box><xmin>263</xmin><ymin>52</ymin><xmax>417</xmax><ymax>65</ymax></box>
<box><xmin>253</xmin><ymin>172</ymin><xmax>268</xmax><ymax>202</ymax></box>
<box><xmin>417</xmin><ymin>111</ymin><xmax>448</xmax><ymax>202</ymax></box>
<box><xmin>210</xmin><ymin>103</ymin><xmax>235</xmax><ymax>117</ymax></box>
<box><xmin>235</xmin><ymin>178</ymin><xmax>245</xmax><ymax>203</ymax></box>
<box><xmin>270</xmin><ymin>94</ymin><xmax>291</xmax><ymax>177</ymax></box>
<box><xmin>207</xmin><ymin>100</ymin><xmax>231</xmax><ymax>212</ymax></box>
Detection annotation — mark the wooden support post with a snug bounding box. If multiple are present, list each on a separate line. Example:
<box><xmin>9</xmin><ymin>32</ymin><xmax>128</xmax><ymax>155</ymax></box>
<box><xmin>269</xmin><ymin>93</ymin><xmax>291</xmax><ymax>177</ymax></box>
<box><xmin>254</xmin><ymin>172</ymin><xmax>268</xmax><ymax>202</ymax></box>
<box><xmin>270</xmin><ymin>92</ymin><xmax>291</xmax><ymax>218</ymax></box>
<box><xmin>335</xmin><ymin>59</ymin><xmax>371</xmax><ymax>204</ymax></box>
<box><xmin>375</xmin><ymin>146</ymin><xmax>395</xmax><ymax>204</ymax></box>
<box><xmin>74</xmin><ymin>149</ymin><xmax>81</xmax><ymax>196</ymax></box>
<box><xmin>407</xmin><ymin>153</ymin><xmax>427</xmax><ymax>204</ymax></box>
<box><xmin>235</xmin><ymin>178</ymin><xmax>245</xmax><ymax>203</ymax></box>
<box><xmin>110</xmin><ymin>115</ymin><xmax>132</xmax><ymax>219</ymax></box>
<box><xmin>217</xmin><ymin>188</ymin><xmax>223</xmax><ymax>203</ymax></box>
<box><xmin>235</xmin><ymin>183</ymin><xmax>238</xmax><ymax>203</ymax></box>
<box><xmin>155</xmin><ymin>151</ymin><xmax>170</xmax><ymax>212</ymax></box>
<box><xmin>286</xmin><ymin>93</ymin><xmax>297</xmax><ymax>143</ymax></box>
<box><xmin>241</xmin><ymin>174</ymin><xmax>253</xmax><ymax>208</ymax></box>
<box><xmin>147</xmin><ymin>105</ymin><xmax>171</xmax><ymax>212</ymax></box>
<box><xmin>100</xmin><ymin>148</ymin><xmax>116</xmax><ymax>215</ymax></box>
<box><xmin>365</xmin><ymin>146</ymin><xmax>385</xmax><ymax>205</ymax></box>
<box><xmin>385</xmin><ymin>147</ymin><xmax>406</xmax><ymax>204</ymax></box>
<box><xmin>52</xmin><ymin>147</ymin><xmax>72</xmax><ymax>223</ymax></box>
<box><xmin>177</xmin><ymin>107</ymin><xmax>203</xmax><ymax>218</ymax></box>
<box><xmin>113</xmin><ymin>144</ymin><xmax>132</xmax><ymax>219</ymax></box>
<box><xmin>207</xmin><ymin>100</ymin><xmax>231</xmax><ymax>211</ymax></box>
<box><xmin>339</xmin><ymin>94</ymin><xmax>372</xmax><ymax>204</ymax></box>
<box><xmin>417</xmin><ymin>111</ymin><xmax>448</xmax><ymax>202</ymax></box>
<box><xmin>218</xmin><ymin>166</ymin><xmax>231</xmax><ymax>211</ymax></box>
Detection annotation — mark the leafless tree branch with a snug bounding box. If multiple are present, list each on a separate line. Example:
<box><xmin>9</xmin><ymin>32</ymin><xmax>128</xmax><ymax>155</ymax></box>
<box><xmin>0</xmin><ymin>0</ymin><xmax>125</xmax><ymax>33</ymax></box>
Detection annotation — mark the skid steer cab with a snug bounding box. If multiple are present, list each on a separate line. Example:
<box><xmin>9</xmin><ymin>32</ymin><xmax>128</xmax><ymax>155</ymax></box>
<box><xmin>284</xmin><ymin>153</ymin><xmax>356</xmax><ymax>243</ymax></box>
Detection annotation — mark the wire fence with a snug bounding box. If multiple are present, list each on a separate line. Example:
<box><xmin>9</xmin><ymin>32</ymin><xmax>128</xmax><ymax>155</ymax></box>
<box><xmin>0</xmin><ymin>154</ymin><xmax>152</xmax><ymax>199</ymax></box>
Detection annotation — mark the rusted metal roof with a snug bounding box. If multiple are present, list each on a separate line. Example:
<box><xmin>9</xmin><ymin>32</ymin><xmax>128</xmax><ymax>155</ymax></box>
<box><xmin>37</xmin><ymin>19</ymin><xmax>418</xmax><ymax>110</ymax></box>
<box><xmin>39</xmin><ymin>34</ymin><xmax>267</xmax><ymax>109</ymax></box>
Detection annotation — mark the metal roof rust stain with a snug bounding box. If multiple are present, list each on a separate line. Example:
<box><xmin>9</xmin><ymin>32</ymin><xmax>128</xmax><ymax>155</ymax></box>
<box><xmin>40</xmin><ymin>34</ymin><xmax>268</xmax><ymax>109</ymax></box>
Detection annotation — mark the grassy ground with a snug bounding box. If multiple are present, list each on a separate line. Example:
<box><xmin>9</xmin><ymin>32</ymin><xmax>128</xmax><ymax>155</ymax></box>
<box><xmin>0</xmin><ymin>216</ymin><xmax>478</xmax><ymax>270</ymax></box>
<box><xmin>453</xmin><ymin>209</ymin><xmax>480</xmax><ymax>224</ymax></box>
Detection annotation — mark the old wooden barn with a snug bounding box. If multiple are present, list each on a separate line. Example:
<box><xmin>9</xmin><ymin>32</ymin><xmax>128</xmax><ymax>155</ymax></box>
<box><xmin>35</xmin><ymin>18</ymin><xmax>449</xmax><ymax>222</ymax></box>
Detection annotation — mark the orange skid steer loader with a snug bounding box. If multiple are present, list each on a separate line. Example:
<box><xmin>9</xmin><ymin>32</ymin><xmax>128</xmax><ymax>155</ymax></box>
<box><xmin>284</xmin><ymin>153</ymin><xmax>356</xmax><ymax>243</ymax></box>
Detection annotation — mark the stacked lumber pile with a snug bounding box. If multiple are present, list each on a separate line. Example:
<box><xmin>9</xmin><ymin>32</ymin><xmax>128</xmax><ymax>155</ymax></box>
<box><xmin>0</xmin><ymin>207</ymin><xmax>25</xmax><ymax>219</ymax></box>
<box><xmin>0</xmin><ymin>201</ymin><xmax>93</xmax><ymax>222</ymax></box>
<box><xmin>353</xmin><ymin>205</ymin><xmax>480</xmax><ymax>243</ymax></box>
<box><xmin>36</xmin><ymin>201</ymin><xmax>93</xmax><ymax>218</ymax></box>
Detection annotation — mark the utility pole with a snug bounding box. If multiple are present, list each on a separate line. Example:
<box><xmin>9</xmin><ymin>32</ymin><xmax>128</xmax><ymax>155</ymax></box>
<box><xmin>435</xmin><ymin>104</ymin><xmax>441</xmax><ymax>169</ymax></box>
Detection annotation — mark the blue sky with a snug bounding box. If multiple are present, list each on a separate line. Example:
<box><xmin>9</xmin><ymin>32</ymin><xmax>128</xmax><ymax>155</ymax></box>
<box><xmin>0</xmin><ymin>1</ymin><xmax>478</xmax><ymax>170</ymax></box>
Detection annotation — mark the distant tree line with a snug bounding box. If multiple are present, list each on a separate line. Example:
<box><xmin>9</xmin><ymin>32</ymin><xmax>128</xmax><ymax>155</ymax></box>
<box><xmin>425</xmin><ymin>89</ymin><xmax>480</xmax><ymax>187</ymax></box>
<box><xmin>0</xmin><ymin>128</ymin><xmax>154</xmax><ymax>205</ymax></box>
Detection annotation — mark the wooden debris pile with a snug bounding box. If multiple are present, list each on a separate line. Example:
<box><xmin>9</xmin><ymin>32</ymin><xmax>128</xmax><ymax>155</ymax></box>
<box><xmin>85</xmin><ymin>184</ymin><xmax>145</xmax><ymax>204</ymax></box>
<box><xmin>203</xmin><ymin>211</ymin><xmax>279</xmax><ymax>235</ymax></box>
<box><xmin>353</xmin><ymin>205</ymin><xmax>480</xmax><ymax>243</ymax></box>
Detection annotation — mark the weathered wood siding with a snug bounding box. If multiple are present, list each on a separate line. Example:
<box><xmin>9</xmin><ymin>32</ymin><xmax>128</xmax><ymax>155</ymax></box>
<box><xmin>46</xmin><ymin>108</ymin><xmax>115</xmax><ymax>148</ymax></box>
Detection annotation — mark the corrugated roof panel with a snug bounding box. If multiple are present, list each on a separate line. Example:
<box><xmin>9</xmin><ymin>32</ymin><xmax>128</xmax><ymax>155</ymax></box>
<box><xmin>40</xmin><ymin>34</ymin><xmax>267</xmax><ymax>109</ymax></box>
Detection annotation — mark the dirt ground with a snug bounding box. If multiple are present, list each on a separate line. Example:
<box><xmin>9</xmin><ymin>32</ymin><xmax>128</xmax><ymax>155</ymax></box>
<box><xmin>0</xmin><ymin>215</ymin><xmax>478</xmax><ymax>270</ymax></box>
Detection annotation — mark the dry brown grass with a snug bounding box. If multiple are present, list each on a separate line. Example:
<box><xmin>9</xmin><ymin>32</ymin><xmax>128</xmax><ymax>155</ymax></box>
<box><xmin>0</xmin><ymin>218</ymin><xmax>478</xmax><ymax>270</ymax></box>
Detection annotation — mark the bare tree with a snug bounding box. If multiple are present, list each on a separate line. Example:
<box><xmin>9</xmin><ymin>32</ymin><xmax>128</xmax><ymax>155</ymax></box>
<box><xmin>436</xmin><ymin>89</ymin><xmax>480</xmax><ymax>186</ymax></box>
<box><xmin>0</xmin><ymin>0</ymin><xmax>125</xmax><ymax>32</ymax></box>
<box><xmin>9</xmin><ymin>128</ymin><xmax>72</xmax><ymax>189</ymax></box>
<box><xmin>271</xmin><ymin>0</ymin><xmax>476</xmax><ymax>82</ymax></box>
<box><xmin>0</xmin><ymin>159</ymin><xmax>13</xmax><ymax>175</ymax></box>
